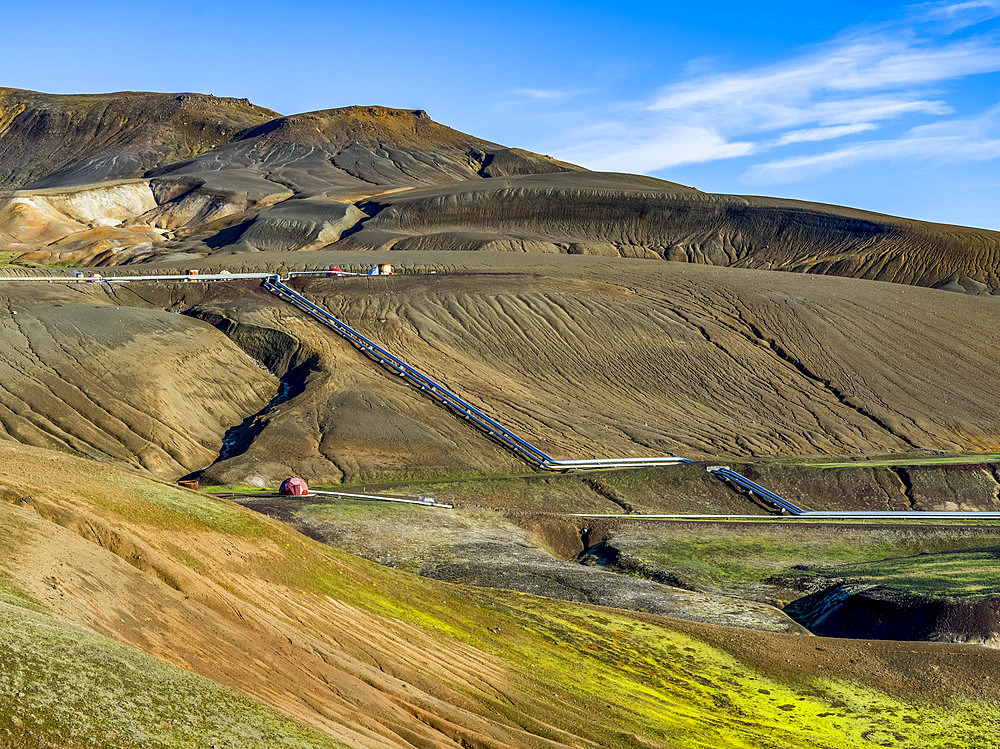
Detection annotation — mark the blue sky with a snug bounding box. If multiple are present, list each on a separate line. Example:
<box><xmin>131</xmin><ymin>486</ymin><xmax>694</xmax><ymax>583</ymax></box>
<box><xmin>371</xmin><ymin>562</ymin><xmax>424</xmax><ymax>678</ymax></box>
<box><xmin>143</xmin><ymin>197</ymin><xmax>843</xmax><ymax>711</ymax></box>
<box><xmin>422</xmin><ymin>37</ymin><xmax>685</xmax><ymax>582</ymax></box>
<box><xmin>5</xmin><ymin>1</ymin><xmax>1000</xmax><ymax>229</ymax></box>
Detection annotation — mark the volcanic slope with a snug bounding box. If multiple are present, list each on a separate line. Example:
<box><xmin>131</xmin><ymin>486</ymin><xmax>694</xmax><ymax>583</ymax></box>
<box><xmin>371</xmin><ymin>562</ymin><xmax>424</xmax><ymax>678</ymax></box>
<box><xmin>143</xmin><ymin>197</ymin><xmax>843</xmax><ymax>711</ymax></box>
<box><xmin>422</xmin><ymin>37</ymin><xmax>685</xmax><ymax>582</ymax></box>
<box><xmin>339</xmin><ymin>171</ymin><xmax>1000</xmax><ymax>293</ymax></box>
<box><xmin>3</xmin><ymin>251</ymin><xmax>997</xmax><ymax>485</ymax></box>
<box><xmin>0</xmin><ymin>88</ymin><xmax>280</xmax><ymax>189</ymax></box>
<box><xmin>4</xmin><ymin>439</ymin><xmax>1000</xmax><ymax>749</ymax></box>
<box><xmin>0</xmin><ymin>278</ymin><xmax>277</xmax><ymax>476</ymax></box>
<box><xmin>151</xmin><ymin>104</ymin><xmax>580</xmax><ymax>194</ymax></box>
<box><xmin>144</xmin><ymin>105</ymin><xmax>581</xmax><ymax>256</ymax></box>
<box><xmin>3</xmin><ymin>88</ymin><xmax>999</xmax><ymax>292</ymax></box>
<box><xmin>0</xmin><ymin>91</ymin><xmax>580</xmax><ymax>264</ymax></box>
<box><xmin>190</xmin><ymin>252</ymin><xmax>1000</xmax><ymax>485</ymax></box>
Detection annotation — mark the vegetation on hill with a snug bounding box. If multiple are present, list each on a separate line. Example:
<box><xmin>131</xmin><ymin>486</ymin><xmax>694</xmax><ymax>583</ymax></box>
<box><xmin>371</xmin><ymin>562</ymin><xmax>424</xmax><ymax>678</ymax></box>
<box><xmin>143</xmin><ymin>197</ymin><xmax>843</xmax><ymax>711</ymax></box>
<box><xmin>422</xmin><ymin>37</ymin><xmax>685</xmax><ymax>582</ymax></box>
<box><xmin>4</xmin><ymin>441</ymin><xmax>1000</xmax><ymax>746</ymax></box>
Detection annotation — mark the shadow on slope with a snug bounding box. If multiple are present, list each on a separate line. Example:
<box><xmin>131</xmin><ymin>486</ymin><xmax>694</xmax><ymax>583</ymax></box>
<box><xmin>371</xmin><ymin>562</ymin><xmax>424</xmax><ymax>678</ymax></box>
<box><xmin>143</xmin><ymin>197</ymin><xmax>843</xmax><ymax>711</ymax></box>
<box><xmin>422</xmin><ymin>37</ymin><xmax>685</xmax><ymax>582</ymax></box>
<box><xmin>339</xmin><ymin>172</ymin><xmax>1000</xmax><ymax>292</ymax></box>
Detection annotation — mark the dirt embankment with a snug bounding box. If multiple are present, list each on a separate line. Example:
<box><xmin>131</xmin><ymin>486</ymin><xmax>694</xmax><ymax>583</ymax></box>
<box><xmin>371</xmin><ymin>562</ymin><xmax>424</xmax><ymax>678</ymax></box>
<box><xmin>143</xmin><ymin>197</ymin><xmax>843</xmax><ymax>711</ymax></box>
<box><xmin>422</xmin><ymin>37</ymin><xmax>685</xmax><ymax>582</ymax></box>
<box><xmin>0</xmin><ymin>281</ymin><xmax>276</xmax><ymax>476</ymax></box>
<box><xmin>786</xmin><ymin>584</ymin><xmax>1000</xmax><ymax>646</ymax></box>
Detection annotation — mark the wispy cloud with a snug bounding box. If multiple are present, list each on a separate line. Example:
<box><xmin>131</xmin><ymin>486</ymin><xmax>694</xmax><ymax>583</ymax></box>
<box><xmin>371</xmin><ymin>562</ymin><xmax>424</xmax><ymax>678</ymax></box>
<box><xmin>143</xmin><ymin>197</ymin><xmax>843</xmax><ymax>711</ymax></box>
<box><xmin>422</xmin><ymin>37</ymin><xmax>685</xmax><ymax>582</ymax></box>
<box><xmin>749</xmin><ymin>103</ymin><xmax>1000</xmax><ymax>182</ymax></box>
<box><xmin>548</xmin><ymin>2</ymin><xmax>1000</xmax><ymax>180</ymax></box>
<box><xmin>509</xmin><ymin>87</ymin><xmax>592</xmax><ymax>101</ymax></box>
<box><xmin>910</xmin><ymin>0</ymin><xmax>1000</xmax><ymax>31</ymax></box>
<box><xmin>774</xmin><ymin>123</ymin><xmax>879</xmax><ymax>146</ymax></box>
<box><xmin>561</xmin><ymin>126</ymin><xmax>755</xmax><ymax>173</ymax></box>
<box><xmin>650</xmin><ymin>35</ymin><xmax>1000</xmax><ymax>118</ymax></box>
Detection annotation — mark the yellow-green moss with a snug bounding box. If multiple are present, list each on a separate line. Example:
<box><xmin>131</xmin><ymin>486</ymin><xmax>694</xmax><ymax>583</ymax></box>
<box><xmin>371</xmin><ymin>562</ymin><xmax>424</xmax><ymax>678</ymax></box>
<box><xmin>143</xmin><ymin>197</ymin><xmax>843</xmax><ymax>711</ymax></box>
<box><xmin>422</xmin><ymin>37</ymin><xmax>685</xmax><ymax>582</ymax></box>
<box><xmin>10</xmin><ymin>452</ymin><xmax>1000</xmax><ymax>748</ymax></box>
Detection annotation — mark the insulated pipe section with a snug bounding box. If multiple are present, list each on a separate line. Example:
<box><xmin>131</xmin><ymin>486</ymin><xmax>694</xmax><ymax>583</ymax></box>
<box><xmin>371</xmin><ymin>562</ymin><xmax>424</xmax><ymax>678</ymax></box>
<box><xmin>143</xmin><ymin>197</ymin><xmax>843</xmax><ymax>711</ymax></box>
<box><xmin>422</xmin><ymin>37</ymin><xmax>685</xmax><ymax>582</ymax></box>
<box><xmin>264</xmin><ymin>278</ymin><xmax>552</xmax><ymax>466</ymax></box>
<box><xmin>0</xmin><ymin>272</ymin><xmax>275</xmax><ymax>283</ymax></box>
<box><xmin>0</xmin><ymin>271</ymin><xmax>362</xmax><ymax>283</ymax></box>
<box><xmin>707</xmin><ymin>466</ymin><xmax>807</xmax><ymax>515</ymax></box>
<box><xmin>265</xmin><ymin>277</ymin><xmax>690</xmax><ymax>471</ymax></box>
<box><xmin>310</xmin><ymin>490</ymin><xmax>453</xmax><ymax>508</ymax></box>
<box><xmin>286</xmin><ymin>271</ymin><xmax>364</xmax><ymax>278</ymax></box>
<box><xmin>569</xmin><ymin>510</ymin><xmax>1000</xmax><ymax>519</ymax></box>
<box><xmin>787</xmin><ymin>510</ymin><xmax>1000</xmax><ymax>518</ymax></box>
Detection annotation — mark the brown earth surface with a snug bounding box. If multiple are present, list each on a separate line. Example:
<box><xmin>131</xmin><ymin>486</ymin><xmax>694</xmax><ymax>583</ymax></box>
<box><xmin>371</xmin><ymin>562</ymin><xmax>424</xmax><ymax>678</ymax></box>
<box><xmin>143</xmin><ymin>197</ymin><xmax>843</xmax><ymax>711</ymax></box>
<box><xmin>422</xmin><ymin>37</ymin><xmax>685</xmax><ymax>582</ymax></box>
<box><xmin>340</xmin><ymin>172</ymin><xmax>1000</xmax><ymax>293</ymax></box>
<box><xmin>5</xmin><ymin>441</ymin><xmax>1000</xmax><ymax>749</ymax></box>
<box><xmin>2</xmin><ymin>252</ymin><xmax>999</xmax><ymax>485</ymax></box>
<box><xmin>0</xmin><ymin>280</ymin><xmax>276</xmax><ymax>475</ymax></box>
<box><xmin>0</xmin><ymin>90</ymin><xmax>580</xmax><ymax>266</ymax></box>
<box><xmin>0</xmin><ymin>88</ymin><xmax>279</xmax><ymax>189</ymax></box>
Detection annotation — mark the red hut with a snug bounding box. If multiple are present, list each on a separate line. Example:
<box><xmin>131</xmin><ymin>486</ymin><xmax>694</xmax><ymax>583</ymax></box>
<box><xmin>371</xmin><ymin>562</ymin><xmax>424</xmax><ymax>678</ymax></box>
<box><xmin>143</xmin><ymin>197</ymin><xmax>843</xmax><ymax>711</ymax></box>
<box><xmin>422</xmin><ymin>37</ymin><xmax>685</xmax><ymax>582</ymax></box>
<box><xmin>279</xmin><ymin>477</ymin><xmax>309</xmax><ymax>496</ymax></box>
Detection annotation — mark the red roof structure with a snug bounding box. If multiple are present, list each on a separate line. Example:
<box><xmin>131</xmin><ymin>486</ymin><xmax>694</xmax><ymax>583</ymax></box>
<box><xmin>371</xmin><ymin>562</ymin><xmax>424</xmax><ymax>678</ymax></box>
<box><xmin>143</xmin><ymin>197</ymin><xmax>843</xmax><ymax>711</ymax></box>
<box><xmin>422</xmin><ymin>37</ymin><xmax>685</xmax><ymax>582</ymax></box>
<box><xmin>279</xmin><ymin>477</ymin><xmax>309</xmax><ymax>496</ymax></box>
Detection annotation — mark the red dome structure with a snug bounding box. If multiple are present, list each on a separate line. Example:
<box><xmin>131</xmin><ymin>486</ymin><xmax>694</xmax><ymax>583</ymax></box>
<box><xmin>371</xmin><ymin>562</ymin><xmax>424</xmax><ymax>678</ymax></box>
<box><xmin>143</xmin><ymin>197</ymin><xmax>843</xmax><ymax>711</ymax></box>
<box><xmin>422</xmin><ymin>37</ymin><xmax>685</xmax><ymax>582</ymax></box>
<box><xmin>279</xmin><ymin>477</ymin><xmax>309</xmax><ymax>496</ymax></box>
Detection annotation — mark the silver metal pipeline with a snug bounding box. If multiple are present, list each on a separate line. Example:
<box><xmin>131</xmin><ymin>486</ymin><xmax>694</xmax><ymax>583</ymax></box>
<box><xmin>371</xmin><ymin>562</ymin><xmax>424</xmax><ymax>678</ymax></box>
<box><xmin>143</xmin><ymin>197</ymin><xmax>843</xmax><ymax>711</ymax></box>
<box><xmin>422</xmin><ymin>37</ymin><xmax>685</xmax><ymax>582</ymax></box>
<box><xmin>570</xmin><ymin>510</ymin><xmax>1000</xmax><ymax>519</ymax></box>
<box><xmin>264</xmin><ymin>276</ymin><xmax>691</xmax><ymax>471</ymax></box>
<box><xmin>309</xmin><ymin>489</ymin><xmax>453</xmax><ymax>508</ymax></box>
<box><xmin>707</xmin><ymin>466</ymin><xmax>807</xmax><ymax>514</ymax></box>
<box><xmin>7</xmin><ymin>268</ymin><xmax>1000</xmax><ymax>517</ymax></box>
<box><xmin>0</xmin><ymin>270</ymin><xmax>362</xmax><ymax>283</ymax></box>
<box><xmin>702</xmin><ymin>466</ymin><xmax>1000</xmax><ymax>518</ymax></box>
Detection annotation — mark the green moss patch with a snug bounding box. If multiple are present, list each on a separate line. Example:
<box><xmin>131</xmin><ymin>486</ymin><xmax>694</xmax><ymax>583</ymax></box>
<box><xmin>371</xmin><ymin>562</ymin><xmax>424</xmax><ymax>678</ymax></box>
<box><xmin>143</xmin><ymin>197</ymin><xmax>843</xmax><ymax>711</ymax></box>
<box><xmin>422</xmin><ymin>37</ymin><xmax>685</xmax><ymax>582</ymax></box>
<box><xmin>607</xmin><ymin>522</ymin><xmax>1000</xmax><ymax>590</ymax></box>
<box><xmin>83</xmin><ymin>473</ymin><xmax>273</xmax><ymax>539</ymax></box>
<box><xmin>793</xmin><ymin>546</ymin><xmax>1000</xmax><ymax>599</ymax></box>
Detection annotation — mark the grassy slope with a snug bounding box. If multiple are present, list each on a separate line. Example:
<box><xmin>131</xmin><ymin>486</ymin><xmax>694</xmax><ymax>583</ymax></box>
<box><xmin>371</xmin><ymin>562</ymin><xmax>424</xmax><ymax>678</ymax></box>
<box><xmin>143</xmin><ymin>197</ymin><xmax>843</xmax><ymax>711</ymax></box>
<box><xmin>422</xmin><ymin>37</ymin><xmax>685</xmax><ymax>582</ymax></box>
<box><xmin>790</xmin><ymin>547</ymin><xmax>1000</xmax><ymax>599</ymax></box>
<box><xmin>2</xmin><ymin>442</ymin><xmax>1000</xmax><ymax>747</ymax></box>
<box><xmin>609</xmin><ymin>522</ymin><xmax>1000</xmax><ymax>590</ymax></box>
<box><xmin>0</xmin><ymin>601</ymin><xmax>346</xmax><ymax>749</ymax></box>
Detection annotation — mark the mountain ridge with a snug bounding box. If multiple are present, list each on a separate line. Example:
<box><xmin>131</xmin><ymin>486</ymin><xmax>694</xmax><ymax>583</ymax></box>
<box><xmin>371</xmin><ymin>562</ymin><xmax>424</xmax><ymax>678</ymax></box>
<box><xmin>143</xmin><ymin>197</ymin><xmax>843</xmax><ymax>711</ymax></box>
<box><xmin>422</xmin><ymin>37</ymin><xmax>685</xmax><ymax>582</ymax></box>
<box><xmin>0</xmin><ymin>87</ymin><xmax>280</xmax><ymax>188</ymax></box>
<box><xmin>0</xmin><ymin>86</ymin><xmax>997</xmax><ymax>296</ymax></box>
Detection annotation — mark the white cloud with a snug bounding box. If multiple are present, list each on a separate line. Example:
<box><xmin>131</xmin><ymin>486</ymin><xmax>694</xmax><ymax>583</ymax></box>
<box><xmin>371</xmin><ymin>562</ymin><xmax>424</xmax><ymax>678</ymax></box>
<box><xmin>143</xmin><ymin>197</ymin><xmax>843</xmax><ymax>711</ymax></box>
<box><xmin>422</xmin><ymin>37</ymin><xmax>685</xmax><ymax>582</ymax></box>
<box><xmin>562</xmin><ymin>126</ymin><xmax>755</xmax><ymax>172</ymax></box>
<box><xmin>910</xmin><ymin>0</ymin><xmax>1000</xmax><ymax>31</ymax></box>
<box><xmin>747</xmin><ymin>133</ymin><xmax>1000</xmax><ymax>183</ymax></box>
<box><xmin>648</xmin><ymin>35</ymin><xmax>1000</xmax><ymax>129</ymax></box>
<box><xmin>748</xmin><ymin>104</ymin><xmax>1000</xmax><ymax>182</ymax></box>
<box><xmin>775</xmin><ymin>123</ymin><xmax>879</xmax><ymax>146</ymax></box>
<box><xmin>510</xmin><ymin>88</ymin><xmax>591</xmax><ymax>101</ymax></box>
<box><xmin>546</xmin><ymin>2</ymin><xmax>1000</xmax><ymax>179</ymax></box>
<box><xmin>798</xmin><ymin>96</ymin><xmax>952</xmax><ymax>127</ymax></box>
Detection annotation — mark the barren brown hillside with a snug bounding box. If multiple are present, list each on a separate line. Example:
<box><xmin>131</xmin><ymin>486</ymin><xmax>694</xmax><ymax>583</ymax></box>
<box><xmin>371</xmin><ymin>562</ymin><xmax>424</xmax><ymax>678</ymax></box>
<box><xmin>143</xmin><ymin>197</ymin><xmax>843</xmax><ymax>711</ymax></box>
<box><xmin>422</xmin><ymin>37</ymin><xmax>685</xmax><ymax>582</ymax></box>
<box><xmin>341</xmin><ymin>173</ymin><xmax>1000</xmax><ymax>293</ymax></box>
<box><xmin>2</xmin><ymin>252</ymin><xmax>997</xmax><ymax>484</ymax></box>
<box><xmin>0</xmin><ymin>88</ymin><xmax>279</xmax><ymax>188</ymax></box>
<box><xmin>203</xmin><ymin>254</ymin><xmax>1000</xmax><ymax>484</ymax></box>
<box><xmin>0</xmin><ymin>279</ymin><xmax>276</xmax><ymax>475</ymax></box>
<box><xmin>2</xmin><ymin>89</ymin><xmax>997</xmax><ymax>294</ymax></box>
